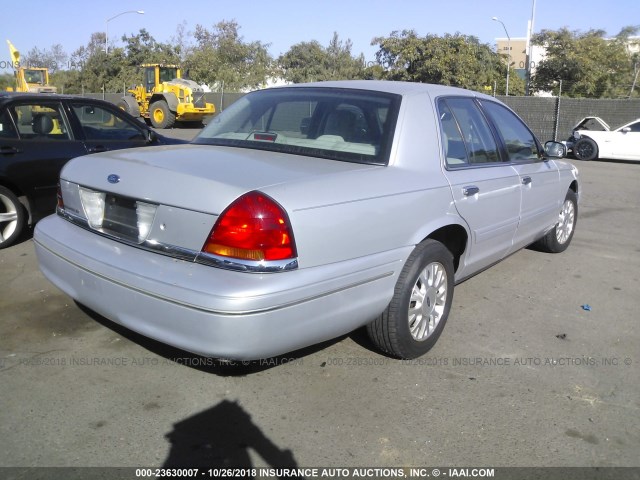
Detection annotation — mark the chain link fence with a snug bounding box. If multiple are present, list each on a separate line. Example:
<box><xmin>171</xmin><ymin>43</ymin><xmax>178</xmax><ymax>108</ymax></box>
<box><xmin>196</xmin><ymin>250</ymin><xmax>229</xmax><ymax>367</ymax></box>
<box><xmin>84</xmin><ymin>91</ymin><xmax>640</xmax><ymax>142</ymax></box>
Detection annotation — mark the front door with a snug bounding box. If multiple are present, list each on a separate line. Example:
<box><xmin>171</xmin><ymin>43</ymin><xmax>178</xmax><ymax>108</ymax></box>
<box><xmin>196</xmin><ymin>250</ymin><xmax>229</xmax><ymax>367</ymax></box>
<box><xmin>438</xmin><ymin>97</ymin><xmax>521</xmax><ymax>279</ymax></box>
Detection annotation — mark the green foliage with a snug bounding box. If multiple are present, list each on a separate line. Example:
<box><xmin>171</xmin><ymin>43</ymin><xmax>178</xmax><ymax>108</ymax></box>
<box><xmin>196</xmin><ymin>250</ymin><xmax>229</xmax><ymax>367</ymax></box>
<box><xmin>279</xmin><ymin>33</ymin><xmax>365</xmax><ymax>83</ymax></box>
<box><xmin>20</xmin><ymin>44</ymin><xmax>68</xmax><ymax>73</ymax></box>
<box><xmin>185</xmin><ymin>20</ymin><xmax>274</xmax><ymax>91</ymax></box>
<box><xmin>532</xmin><ymin>26</ymin><xmax>639</xmax><ymax>98</ymax></box>
<box><xmin>0</xmin><ymin>72</ymin><xmax>15</xmax><ymax>91</ymax></box>
<box><xmin>371</xmin><ymin>31</ymin><xmax>508</xmax><ymax>93</ymax></box>
<box><xmin>38</xmin><ymin>20</ymin><xmax>635</xmax><ymax>98</ymax></box>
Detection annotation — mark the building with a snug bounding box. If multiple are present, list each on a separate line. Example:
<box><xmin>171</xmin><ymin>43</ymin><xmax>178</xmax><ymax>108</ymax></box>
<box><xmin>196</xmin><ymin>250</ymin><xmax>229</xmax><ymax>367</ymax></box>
<box><xmin>494</xmin><ymin>37</ymin><xmax>545</xmax><ymax>81</ymax></box>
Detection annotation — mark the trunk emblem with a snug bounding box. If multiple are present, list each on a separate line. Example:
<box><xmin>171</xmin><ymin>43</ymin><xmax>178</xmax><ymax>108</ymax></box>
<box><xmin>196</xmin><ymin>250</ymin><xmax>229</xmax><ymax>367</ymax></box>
<box><xmin>107</xmin><ymin>174</ymin><xmax>120</xmax><ymax>184</ymax></box>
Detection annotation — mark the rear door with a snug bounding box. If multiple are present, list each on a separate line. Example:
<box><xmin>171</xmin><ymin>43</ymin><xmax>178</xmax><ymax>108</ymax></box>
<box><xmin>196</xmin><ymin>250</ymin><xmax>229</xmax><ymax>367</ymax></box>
<box><xmin>0</xmin><ymin>100</ymin><xmax>87</xmax><ymax>219</ymax></box>
<box><xmin>438</xmin><ymin>97</ymin><xmax>521</xmax><ymax>277</ymax></box>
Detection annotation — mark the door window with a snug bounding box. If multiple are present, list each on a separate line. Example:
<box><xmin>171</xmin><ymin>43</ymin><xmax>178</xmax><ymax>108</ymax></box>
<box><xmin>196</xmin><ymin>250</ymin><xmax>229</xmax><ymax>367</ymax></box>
<box><xmin>0</xmin><ymin>110</ymin><xmax>18</xmax><ymax>139</ymax></box>
<box><xmin>72</xmin><ymin>104</ymin><xmax>146</xmax><ymax>141</ymax></box>
<box><xmin>438</xmin><ymin>98</ymin><xmax>500</xmax><ymax>167</ymax></box>
<box><xmin>9</xmin><ymin>103</ymin><xmax>71</xmax><ymax>140</ymax></box>
<box><xmin>481</xmin><ymin>101</ymin><xmax>540</xmax><ymax>162</ymax></box>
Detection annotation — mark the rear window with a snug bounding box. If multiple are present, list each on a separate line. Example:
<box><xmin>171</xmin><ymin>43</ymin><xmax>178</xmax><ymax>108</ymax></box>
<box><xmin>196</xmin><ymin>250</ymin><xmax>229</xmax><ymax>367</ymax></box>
<box><xmin>194</xmin><ymin>87</ymin><xmax>401</xmax><ymax>165</ymax></box>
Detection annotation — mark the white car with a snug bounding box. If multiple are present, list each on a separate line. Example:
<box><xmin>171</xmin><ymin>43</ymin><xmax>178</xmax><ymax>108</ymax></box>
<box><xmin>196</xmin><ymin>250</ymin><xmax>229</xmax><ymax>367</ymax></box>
<box><xmin>568</xmin><ymin>116</ymin><xmax>640</xmax><ymax>161</ymax></box>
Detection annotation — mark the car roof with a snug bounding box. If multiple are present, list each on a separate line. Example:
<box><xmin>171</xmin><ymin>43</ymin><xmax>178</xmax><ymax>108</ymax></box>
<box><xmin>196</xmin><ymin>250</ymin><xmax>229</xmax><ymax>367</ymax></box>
<box><xmin>282</xmin><ymin>80</ymin><xmax>496</xmax><ymax>100</ymax></box>
<box><xmin>0</xmin><ymin>92</ymin><xmax>116</xmax><ymax>106</ymax></box>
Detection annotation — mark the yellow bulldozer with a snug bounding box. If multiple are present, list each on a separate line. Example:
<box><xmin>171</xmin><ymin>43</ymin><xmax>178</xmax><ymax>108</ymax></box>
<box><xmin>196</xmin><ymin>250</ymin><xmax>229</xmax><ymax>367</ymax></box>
<box><xmin>6</xmin><ymin>40</ymin><xmax>57</xmax><ymax>93</ymax></box>
<box><xmin>118</xmin><ymin>64</ymin><xmax>215</xmax><ymax>129</ymax></box>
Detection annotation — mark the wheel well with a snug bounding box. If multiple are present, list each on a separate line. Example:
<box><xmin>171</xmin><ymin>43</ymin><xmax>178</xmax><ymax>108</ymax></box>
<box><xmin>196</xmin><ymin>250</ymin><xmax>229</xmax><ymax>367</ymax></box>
<box><xmin>0</xmin><ymin>180</ymin><xmax>33</xmax><ymax>224</ymax></box>
<box><xmin>425</xmin><ymin>224</ymin><xmax>467</xmax><ymax>272</ymax></box>
<box><xmin>150</xmin><ymin>93</ymin><xmax>178</xmax><ymax>112</ymax></box>
<box><xmin>0</xmin><ymin>179</ymin><xmax>22</xmax><ymax>198</ymax></box>
<box><xmin>569</xmin><ymin>180</ymin><xmax>578</xmax><ymax>194</ymax></box>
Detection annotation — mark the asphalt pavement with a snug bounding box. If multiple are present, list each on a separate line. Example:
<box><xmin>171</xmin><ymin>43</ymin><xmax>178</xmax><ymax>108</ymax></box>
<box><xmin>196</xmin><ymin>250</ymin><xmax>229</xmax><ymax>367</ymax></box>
<box><xmin>1</xmin><ymin>146</ymin><xmax>638</xmax><ymax>474</ymax></box>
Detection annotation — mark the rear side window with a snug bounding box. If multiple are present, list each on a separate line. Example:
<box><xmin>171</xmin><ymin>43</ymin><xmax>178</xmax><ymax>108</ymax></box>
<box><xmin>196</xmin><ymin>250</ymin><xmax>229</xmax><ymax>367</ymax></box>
<box><xmin>0</xmin><ymin>110</ymin><xmax>18</xmax><ymax>139</ymax></box>
<box><xmin>438</xmin><ymin>97</ymin><xmax>500</xmax><ymax>167</ymax></box>
<box><xmin>481</xmin><ymin>101</ymin><xmax>540</xmax><ymax>162</ymax></box>
<box><xmin>9</xmin><ymin>103</ymin><xmax>71</xmax><ymax>141</ymax></box>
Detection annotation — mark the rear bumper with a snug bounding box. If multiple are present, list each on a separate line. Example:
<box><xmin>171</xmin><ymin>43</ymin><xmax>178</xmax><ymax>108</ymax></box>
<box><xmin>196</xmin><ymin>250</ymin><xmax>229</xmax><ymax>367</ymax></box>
<box><xmin>34</xmin><ymin>215</ymin><xmax>405</xmax><ymax>360</ymax></box>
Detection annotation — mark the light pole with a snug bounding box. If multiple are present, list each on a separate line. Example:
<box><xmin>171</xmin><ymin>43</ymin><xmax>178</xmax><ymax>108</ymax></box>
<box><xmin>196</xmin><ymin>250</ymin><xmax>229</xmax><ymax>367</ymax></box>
<box><xmin>105</xmin><ymin>10</ymin><xmax>144</xmax><ymax>54</ymax></box>
<box><xmin>525</xmin><ymin>0</ymin><xmax>537</xmax><ymax>95</ymax></box>
<box><xmin>492</xmin><ymin>16</ymin><xmax>511</xmax><ymax>96</ymax></box>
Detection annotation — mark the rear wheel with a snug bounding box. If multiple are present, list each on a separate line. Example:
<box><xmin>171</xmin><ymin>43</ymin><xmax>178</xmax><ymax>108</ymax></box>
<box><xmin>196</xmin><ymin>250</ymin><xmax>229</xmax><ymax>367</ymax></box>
<box><xmin>149</xmin><ymin>100</ymin><xmax>176</xmax><ymax>129</ymax></box>
<box><xmin>573</xmin><ymin>137</ymin><xmax>598</xmax><ymax>160</ymax></box>
<box><xmin>0</xmin><ymin>186</ymin><xmax>26</xmax><ymax>249</ymax></box>
<box><xmin>367</xmin><ymin>240</ymin><xmax>454</xmax><ymax>359</ymax></box>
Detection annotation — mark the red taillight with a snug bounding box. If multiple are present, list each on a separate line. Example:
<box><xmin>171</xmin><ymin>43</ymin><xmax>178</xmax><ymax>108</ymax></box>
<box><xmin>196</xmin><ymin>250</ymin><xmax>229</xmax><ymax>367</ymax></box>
<box><xmin>202</xmin><ymin>191</ymin><xmax>297</xmax><ymax>262</ymax></box>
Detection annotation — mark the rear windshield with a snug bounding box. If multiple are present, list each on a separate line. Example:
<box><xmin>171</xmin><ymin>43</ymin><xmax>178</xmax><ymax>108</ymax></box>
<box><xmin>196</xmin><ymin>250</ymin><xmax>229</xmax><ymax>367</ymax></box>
<box><xmin>193</xmin><ymin>87</ymin><xmax>401</xmax><ymax>165</ymax></box>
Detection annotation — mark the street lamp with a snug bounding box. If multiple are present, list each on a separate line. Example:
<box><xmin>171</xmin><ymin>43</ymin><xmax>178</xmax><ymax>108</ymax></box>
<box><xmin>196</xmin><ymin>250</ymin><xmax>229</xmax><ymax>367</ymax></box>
<box><xmin>105</xmin><ymin>10</ymin><xmax>144</xmax><ymax>54</ymax></box>
<box><xmin>492</xmin><ymin>16</ymin><xmax>511</xmax><ymax>96</ymax></box>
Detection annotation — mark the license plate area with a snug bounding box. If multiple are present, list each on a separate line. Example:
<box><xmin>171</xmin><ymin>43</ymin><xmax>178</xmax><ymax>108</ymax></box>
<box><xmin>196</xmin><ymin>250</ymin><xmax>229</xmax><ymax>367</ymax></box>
<box><xmin>103</xmin><ymin>194</ymin><xmax>139</xmax><ymax>240</ymax></box>
<box><xmin>77</xmin><ymin>187</ymin><xmax>157</xmax><ymax>244</ymax></box>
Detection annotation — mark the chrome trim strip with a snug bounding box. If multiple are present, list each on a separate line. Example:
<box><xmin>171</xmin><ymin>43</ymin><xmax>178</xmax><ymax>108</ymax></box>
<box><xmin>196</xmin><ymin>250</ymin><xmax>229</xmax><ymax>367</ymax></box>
<box><xmin>57</xmin><ymin>209</ymin><xmax>298</xmax><ymax>272</ymax></box>
<box><xmin>195</xmin><ymin>252</ymin><xmax>299</xmax><ymax>273</ymax></box>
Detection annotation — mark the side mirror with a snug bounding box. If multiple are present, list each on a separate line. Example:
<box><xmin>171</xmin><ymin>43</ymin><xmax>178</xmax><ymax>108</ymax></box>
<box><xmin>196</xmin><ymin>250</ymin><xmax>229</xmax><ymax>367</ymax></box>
<box><xmin>544</xmin><ymin>141</ymin><xmax>567</xmax><ymax>158</ymax></box>
<box><xmin>621</xmin><ymin>127</ymin><xmax>631</xmax><ymax>133</ymax></box>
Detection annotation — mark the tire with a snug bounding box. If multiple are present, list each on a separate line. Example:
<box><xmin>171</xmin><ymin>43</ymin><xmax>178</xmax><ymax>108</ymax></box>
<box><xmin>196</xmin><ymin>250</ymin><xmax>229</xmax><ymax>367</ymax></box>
<box><xmin>117</xmin><ymin>97</ymin><xmax>141</xmax><ymax>118</ymax></box>
<box><xmin>533</xmin><ymin>190</ymin><xmax>578</xmax><ymax>253</ymax></box>
<box><xmin>367</xmin><ymin>239</ymin><xmax>454</xmax><ymax>359</ymax></box>
<box><xmin>0</xmin><ymin>186</ymin><xmax>26</xmax><ymax>249</ymax></box>
<box><xmin>573</xmin><ymin>137</ymin><xmax>598</xmax><ymax>161</ymax></box>
<box><xmin>149</xmin><ymin>100</ymin><xmax>176</xmax><ymax>129</ymax></box>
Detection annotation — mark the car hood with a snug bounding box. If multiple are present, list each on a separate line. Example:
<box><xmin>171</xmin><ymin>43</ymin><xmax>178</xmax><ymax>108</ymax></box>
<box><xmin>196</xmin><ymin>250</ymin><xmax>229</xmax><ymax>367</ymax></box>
<box><xmin>60</xmin><ymin>144</ymin><xmax>378</xmax><ymax>214</ymax></box>
<box><xmin>573</xmin><ymin>116</ymin><xmax>610</xmax><ymax>132</ymax></box>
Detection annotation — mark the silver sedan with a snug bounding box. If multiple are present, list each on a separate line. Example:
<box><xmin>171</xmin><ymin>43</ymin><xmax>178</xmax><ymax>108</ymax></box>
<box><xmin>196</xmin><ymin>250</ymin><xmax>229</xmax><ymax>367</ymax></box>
<box><xmin>34</xmin><ymin>81</ymin><xmax>579</xmax><ymax>360</ymax></box>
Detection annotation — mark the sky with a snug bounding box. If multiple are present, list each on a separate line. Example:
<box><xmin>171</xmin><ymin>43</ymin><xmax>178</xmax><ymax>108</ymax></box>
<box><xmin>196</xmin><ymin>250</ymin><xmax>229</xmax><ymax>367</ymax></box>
<box><xmin>2</xmin><ymin>0</ymin><xmax>638</xmax><ymax>72</ymax></box>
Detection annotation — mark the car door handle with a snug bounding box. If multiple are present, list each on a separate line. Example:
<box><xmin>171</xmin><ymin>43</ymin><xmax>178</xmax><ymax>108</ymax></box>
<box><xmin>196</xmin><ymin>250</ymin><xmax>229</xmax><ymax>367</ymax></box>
<box><xmin>522</xmin><ymin>176</ymin><xmax>532</xmax><ymax>185</ymax></box>
<box><xmin>0</xmin><ymin>146</ymin><xmax>22</xmax><ymax>154</ymax></box>
<box><xmin>87</xmin><ymin>145</ymin><xmax>108</xmax><ymax>153</ymax></box>
<box><xmin>463</xmin><ymin>185</ymin><xmax>480</xmax><ymax>196</ymax></box>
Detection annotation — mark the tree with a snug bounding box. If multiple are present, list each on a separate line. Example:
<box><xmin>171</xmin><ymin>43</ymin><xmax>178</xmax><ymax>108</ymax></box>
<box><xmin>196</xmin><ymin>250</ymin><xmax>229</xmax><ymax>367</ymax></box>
<box><xmin>0</xmin><ymin>73</ymin><xmax>15</xmax><ymax>91</ymax></box>
<box><xmin>531</xmin><ymin>26</ymin><xmax>639</xmax><ymax>98</ymax></box>
<box><xmin>371</xmin><ymin>31</ymin><xmax>515</xmax><ymax>93</ymax></box>
<box><xmin>21</xmin><ymin>44</ymin><xmax>68</xmax><ymax>73</ymax></box>
<box><xmin>184</xmin><ymin>20</ymin><xmax>273</xmax><ymax>91</ymax></box>
<box><xmin>279</xmin><ymin>33</ymin><xmax>365</xmax><ymax>83</ymax></box>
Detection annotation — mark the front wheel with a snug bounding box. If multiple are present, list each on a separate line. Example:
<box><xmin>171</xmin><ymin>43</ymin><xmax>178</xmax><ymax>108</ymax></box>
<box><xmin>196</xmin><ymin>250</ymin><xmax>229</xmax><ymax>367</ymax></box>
<box><xmin>149</xmin><ymin>100</ymin><xmax>176</xmax><ymax>129</ymax></box>
<box><xmin>533</xmin><ymin>190</ymin><xmax>578</xmax><ymax>253</ymax></box>
<box><xmin>367</xmin><ymin>240</ymin><xmax>454</xmax><ymax>359</ymax></box>
<box><xmin>573</xmin><ymin>137</ymin><xmax>598</xmax><ymax>161</ymax></box>
<box><xmin>0</xmin><ymin>186</ymin><xmax>26</xmax><ymax>249</ymax></box>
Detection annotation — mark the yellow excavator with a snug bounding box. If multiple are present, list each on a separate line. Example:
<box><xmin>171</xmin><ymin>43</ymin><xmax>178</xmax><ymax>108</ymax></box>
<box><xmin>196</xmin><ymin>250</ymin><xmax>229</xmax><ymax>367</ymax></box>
<box><xmin>118</xmin><ymin>64</ymin><xmax>215</xmax><ymax>128</ymax></box>
<box><xmin>6</xmin><ymin>40</ymin><xmax>57</xmax><ymax>93</ymax></box>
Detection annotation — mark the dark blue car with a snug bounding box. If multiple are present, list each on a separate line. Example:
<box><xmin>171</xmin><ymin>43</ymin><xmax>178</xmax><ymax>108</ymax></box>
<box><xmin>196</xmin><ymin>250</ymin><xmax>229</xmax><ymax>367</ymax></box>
<box><xmin>0</xmin><ymin>92</ymin><xmax>186</xmax><ymax>248</ymax></box>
